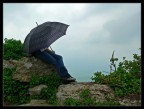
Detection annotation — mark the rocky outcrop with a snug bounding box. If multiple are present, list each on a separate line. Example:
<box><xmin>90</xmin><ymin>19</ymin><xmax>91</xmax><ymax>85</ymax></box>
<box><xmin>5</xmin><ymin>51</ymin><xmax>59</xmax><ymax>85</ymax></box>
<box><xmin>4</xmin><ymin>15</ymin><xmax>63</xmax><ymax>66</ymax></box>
<box><xmin>3</xmin><ymin>59</ymin><xmax>17</xmax><ymax>69</ymax></box>
<box><xmin>29</xmin><ymin>85</ymin><xmax>48</xmax><ymax>96</ymax></box>
<box><xmin>3</xmin><ymin>57</ymin><xmax>141</xmax><ymax>106</ymax></box>
<box><xmin>56</xmin><ymin>82</ymin><xmax>141</xmax><ymax>106</ymax></box>
<box><xmin>3</xmin><ymin>57</ymin><xmax>56</xmax><ymax>82</ymax></box>
<box><xmin>19</xmin><ymin>99</ymin><xmax>51</xmax><ymax>106</ymax></box>
<box><xmin>56</xmin><ymin>82</ymin><xmax>115</xmax><ymax>105</ymax></box>
<box><xmin>18</xmin><ymin>84</ymin><xmax>49</xmax><ymax>106</ymax></box>
<box><xmin>118</xmin><ymin>98</ymin><xmax>141</xmax><ymax>106</ymax></box>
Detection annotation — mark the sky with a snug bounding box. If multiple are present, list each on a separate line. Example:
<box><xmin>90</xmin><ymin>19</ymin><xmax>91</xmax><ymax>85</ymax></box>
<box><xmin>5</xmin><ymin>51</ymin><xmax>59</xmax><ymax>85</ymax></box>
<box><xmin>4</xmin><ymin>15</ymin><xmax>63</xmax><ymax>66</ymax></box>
<box><xmin>3</xmin><ymin>3</ymin><xmax>141</xmax><ymax>82</ymax></box>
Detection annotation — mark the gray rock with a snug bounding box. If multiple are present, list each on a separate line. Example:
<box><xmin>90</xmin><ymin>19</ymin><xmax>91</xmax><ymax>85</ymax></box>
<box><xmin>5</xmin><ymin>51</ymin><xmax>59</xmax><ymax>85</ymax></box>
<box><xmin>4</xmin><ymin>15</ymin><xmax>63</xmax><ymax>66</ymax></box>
<box><xmin>118</xmin><ymin>98</ymin><xmax>141</xmax><ymax>106</ymax></box>
<box><xmin>29</xmin><ymin>84</ymin><xmax>48</xmax><ymax>96</ymax></box>
<box><xmin>3</xmin><ymin>57</ymin><xmax>141</xmax><ymax>106</ymax></box>
<box><xmin>18</xmin><ymin>99</ymin><xmax>51</xmax><ymax>106</ymax></box>
<box><xmin>3</xmin><ymin>59</ymin><xmax>17</xmax><ymax>69</ymax></box>
<box><xmin>4</xmin><ymin>57</ymin><xmax>57</xmax><ymax>82</ymax></box>
<box><xmin>56</xmin><ymin>82</ymin><xmax>115</xmax><ymax>105</ymax></box>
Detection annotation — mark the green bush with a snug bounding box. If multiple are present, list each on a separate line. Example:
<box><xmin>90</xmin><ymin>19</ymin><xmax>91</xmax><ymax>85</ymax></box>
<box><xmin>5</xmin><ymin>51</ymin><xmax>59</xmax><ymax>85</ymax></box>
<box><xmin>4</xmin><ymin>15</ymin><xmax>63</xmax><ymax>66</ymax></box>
<box><xmin>4</xmin><ymin>68</ymin><xmax>62</xmax><ymax>105</ymax></box>
<box><xmin>64</xmin><ymin>98</ymin><xmax>81</xmax><ymax>106</ymax></box>
<box><xmin>30</xmin><ymin>73</ymin><xmax>62</xmax><ymax>105</ymax></box>
<box><xmin>79</xmin><ymin>89</ymin><xmax>91</xmax><ymax>99</ymax></box>
<box><xmin>79</xmin><ymin>89</ymin><xmax>94</xmax><ymax>105</ymax></box>
<box><xmin>3</xmin><ymin>68</ymin><xmax>30</xmax><ymax>105</ymax></box>
<box><xmin>3</xmin><ymin>38</ymin><xmax>25</xmax><ymax>60</ymax></box>
<box><xmin>91</xmin><ymin>50</ymin><xmax>141</xmax><ymax>97</ymax></box>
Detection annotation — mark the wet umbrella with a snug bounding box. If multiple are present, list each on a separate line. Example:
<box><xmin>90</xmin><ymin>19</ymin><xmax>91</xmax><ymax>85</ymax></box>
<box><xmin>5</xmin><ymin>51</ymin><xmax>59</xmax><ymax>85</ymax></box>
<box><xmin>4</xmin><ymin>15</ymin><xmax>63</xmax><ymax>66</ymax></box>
<box><xmin>23</xmin><ymin>21</ymin><xmax>69</xmax><ymax>55</ymax></box>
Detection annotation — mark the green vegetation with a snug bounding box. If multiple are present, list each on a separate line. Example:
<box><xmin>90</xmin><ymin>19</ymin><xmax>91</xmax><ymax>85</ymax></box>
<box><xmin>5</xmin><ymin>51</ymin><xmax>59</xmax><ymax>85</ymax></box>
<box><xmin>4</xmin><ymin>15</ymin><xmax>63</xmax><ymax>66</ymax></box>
<box><xmin>3</xmin><ymin>68</ymin><xmax>30</xmax><ymax>105</ymax></box>
<box><xmin>3</xmin><ymin>38</ymin><xmax>25</xmax><ymax>60</ymax></box>
<box><xmin>3</xmin><ymin>38</ymin><xmax>30</xmax><ymax>105</ymax></box>
<box><xmin>3</xmin><ymin>67</ymin><xmax>62</xmax><ymax>105</ymax></box>
<box><xmin>91</xmin><ymin>49</ymin><xmax>141</xmax><ymax>97</ymax></box>
<box><xmin>64</xmin><ymin>89</ymin><xmax>93</xmax><ymax>106</ymax></box>
<box><xmin>64</xmin><ymin>98</ymin><xmax>81</xmax><ymax>106</ymax></box>
<box><xmin>79</xmin><ymin>89</ymin><xmax>94</xmax><ymax>105</ymax></box>
<box><xmin>3</xmin><ymin>38</ymin><xmax>141</xmax><ymax>106</ymax></box>
<box><xmin>30</xmin><ymin>73</ymin><xmax>62</xmax><ymax>105</ymax></box>
<box><xmin>3</xmin><ymin>38</ymin><xmax>62</xmax><ymax>105</ymax></box>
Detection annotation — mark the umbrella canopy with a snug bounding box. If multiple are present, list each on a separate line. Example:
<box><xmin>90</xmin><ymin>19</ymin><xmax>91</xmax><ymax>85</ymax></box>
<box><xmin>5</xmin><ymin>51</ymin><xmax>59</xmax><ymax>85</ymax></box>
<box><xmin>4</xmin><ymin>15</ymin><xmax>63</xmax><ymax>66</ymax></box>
<box><xmin>23</xmin><ymin>21</ymin><xmax>69</xmax><ymax>55</ymax></box>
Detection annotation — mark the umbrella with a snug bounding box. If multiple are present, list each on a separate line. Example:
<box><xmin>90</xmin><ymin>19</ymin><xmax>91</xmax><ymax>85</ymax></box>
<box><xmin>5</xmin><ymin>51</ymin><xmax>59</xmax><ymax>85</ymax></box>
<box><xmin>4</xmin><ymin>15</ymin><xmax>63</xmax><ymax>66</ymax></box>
<box><xmin>23</xmin><ymin>21</ymin><xmax>69</xmax><ymax>55</ymax></box>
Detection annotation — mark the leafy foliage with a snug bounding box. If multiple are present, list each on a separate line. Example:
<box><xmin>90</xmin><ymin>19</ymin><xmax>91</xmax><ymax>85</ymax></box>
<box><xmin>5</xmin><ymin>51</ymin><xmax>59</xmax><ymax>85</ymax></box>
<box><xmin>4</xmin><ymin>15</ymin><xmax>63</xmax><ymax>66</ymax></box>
<box><xmin>30</xmin><ymin>73</ymin><xmax>62</xmax><ymax>105</ymax></box>
<box><xmin>79</xmin><ymin>89</ymin><xmax>94</xmax><ymax>105</ymax></box>
<box><xmin>3</xmin><ymin>68</ymin><xmax>30</xmax><ymax>105</ymax></box>
<box><xmin>64</xmin><ymin>98</ymin><xmax>81</xmax><ymax>106</ymax></box>
<box><xmin>3</xmin><ymin>38</ymin><xmax>25</xmax><ymax>60</ymax></box>
<box><xmin>4</xmin><ymin>68</ymin><xmax>62</xmax><ymax>105</ymax></box>
<box><xmin>91</xmin><ymin>50</ymin><xmax>141</xmax><ymax>97</ymax></box>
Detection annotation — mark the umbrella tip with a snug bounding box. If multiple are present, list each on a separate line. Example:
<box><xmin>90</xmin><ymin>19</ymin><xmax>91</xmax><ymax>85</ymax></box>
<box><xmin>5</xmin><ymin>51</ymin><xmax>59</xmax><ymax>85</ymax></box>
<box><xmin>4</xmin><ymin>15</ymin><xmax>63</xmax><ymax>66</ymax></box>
<box><xmin>36</xmin><ymin>22</ymin><xmax>38</xmax><ymax>26</ymax></box>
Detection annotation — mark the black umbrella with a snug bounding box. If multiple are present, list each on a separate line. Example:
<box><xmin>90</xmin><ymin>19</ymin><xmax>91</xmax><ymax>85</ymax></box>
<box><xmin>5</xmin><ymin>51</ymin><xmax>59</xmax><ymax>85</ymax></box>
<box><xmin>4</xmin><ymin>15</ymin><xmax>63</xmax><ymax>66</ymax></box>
<box><xmin>23</xmin><ymin>21</ymin><xmax>69</xmax><ymax>55</ymax></box>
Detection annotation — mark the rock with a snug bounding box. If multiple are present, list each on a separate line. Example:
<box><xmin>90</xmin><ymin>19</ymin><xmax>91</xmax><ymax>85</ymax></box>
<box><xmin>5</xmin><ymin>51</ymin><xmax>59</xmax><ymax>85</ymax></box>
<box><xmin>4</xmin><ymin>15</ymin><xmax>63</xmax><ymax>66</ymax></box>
<box><xmin>3</xmin><ymin>57</ymin><xmax>57</xmax><ymax>82</ymax></box>
<box><xmin>56</xmin><ymin>82</ymin><xmax>115</xmax><ymax>105</ymax></box>
<box><xmin>3</xmin><ymin>57</ymin><xmax>141</xmax><ymax>106</ymax></box>
<box><xmin>18</xmin><ymin>99</ymin><xmax>51</xmax><ymax>106</ymax></box>
<box><xmin>3</xmin><ymin>59</ymin><xmax>18</xmax><ymax>69</ymax></box>
<box><xmin>29</xmin><ymin>84</ymin><xmax>48</xmax><ymax>96</ymax></box>
<box><xmin>118</xmin><ymin>97</ymin><xmax>141</xmax><ymax>106</ymax></box>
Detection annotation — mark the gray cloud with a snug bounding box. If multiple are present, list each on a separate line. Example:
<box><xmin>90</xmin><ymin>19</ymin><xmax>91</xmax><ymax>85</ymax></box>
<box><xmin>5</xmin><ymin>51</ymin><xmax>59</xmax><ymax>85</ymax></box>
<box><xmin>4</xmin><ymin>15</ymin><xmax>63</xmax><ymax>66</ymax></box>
<box><xmin>81</xmin><ymin>3</ymin><xmax>141</xmax><ymax>46</ymax></box>
<box><xmin>103</xmin><ymin>11</ymin><xmax>141</xmax><ymax>44</ymax></box>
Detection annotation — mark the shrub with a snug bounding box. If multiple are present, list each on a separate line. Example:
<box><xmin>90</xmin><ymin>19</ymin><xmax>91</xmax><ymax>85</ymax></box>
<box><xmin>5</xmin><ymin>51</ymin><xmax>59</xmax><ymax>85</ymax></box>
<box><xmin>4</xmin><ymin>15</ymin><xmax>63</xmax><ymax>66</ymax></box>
<box><xmin>79</xmin><ymin>89</ymin><xmax>91</xmax><ymax>99</ymax></box>
<box><xmin>91</xmin><ymin>50</ymin><xmax>141</xmax><ymax>97</ymax></box>
<box><xmin>64</xmin><ymin>98</ymin><xmax>81</xmax><ymax>106</ymax></box>
<box><xmin>79</xmin><ymin>89</ymin><xmax>94</xmax><ymax>105</ymax></box>
<box><xmin>3</xmin><ymin>38</ymin><xmax>25</xmax><ymax>60</ymax></box>
<box><xmin>3</xmin><ymin>68</ymin><xmax>30</xmax><ymax>105</ymax></box>
<box><xmin>30</xmin><ymin>73</ymin><xmax>62</xmax><ymax>105</ymax></box>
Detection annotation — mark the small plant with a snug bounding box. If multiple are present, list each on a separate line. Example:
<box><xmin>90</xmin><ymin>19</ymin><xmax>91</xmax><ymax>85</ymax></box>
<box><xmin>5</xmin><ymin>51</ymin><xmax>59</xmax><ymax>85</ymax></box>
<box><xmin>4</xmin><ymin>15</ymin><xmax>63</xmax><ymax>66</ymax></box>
<box><xmin>79</xmin><ymin>89</ymin><xmax>91</xmax><ymax>99</ymax></box>
<box><xmin>64</xmin><ymin>97</ymin><xmax>81</xmax><ymax>106</ymax></box>
<box><xmin>79</xmin><ymin>89</ymin><xmax>94</xmax><ymax>105</ymax></box>
<box><xmin>64</xmin><ymin>89</ymin><xmax>94</xmax><ymax>106</ymax></box>
<box><xmin>110</xmin><ymin>50</ymin><xmax>118</xmax><ymax>72</ymax></box>
<box><xmin>82</xmin><ymin>98</ymin><xmax>94</xmax><ymax>105</ymax></box>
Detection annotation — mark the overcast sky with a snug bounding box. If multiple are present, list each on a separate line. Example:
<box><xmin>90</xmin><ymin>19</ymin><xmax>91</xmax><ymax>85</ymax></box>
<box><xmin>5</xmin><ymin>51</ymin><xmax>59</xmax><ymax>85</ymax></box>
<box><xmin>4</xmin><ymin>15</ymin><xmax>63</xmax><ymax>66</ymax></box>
<box><xmin>3</xmin><ymin>3</ymin><xmax>141</xmax><ymax>82</ymax></box>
